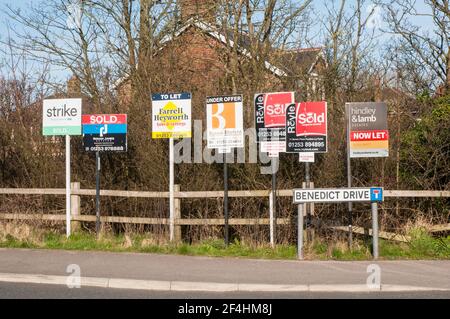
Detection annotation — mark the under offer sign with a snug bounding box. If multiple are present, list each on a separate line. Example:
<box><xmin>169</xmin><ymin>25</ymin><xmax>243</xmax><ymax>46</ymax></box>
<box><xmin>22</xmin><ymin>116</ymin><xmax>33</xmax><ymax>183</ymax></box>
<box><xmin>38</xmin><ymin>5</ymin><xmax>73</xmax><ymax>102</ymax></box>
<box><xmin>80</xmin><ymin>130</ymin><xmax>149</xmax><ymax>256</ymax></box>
<box><xmin>347</xmin><ymin>102</ymin><xmax>389</xmax><ymax>158</ymax></box>
<box><xmin>206</xmin><ymin>95</ymin><xmax>244</xmax><ymax>151</ymax></box>
<box><xmin>293</xmin><ymin>187</ymin><xmax>384</xmax><ymax>204</ymax></box>
<box><xmin>286</xmin><ymin>101</ymin><xmax>327</xmax><ymax>153</ymax></box>
<box><xmin>82</xmin><ymin>114</ymin><xmax>127</xmax><ymax>152</ymax></box>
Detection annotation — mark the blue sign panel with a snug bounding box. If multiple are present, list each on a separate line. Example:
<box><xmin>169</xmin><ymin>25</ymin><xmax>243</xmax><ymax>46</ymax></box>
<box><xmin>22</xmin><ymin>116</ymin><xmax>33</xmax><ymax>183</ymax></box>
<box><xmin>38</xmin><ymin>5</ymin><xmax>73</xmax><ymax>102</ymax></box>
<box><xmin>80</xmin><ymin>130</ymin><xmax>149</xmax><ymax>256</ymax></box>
<box><xmin>83</xmin><ymin>124</ymin><xmax>127</xmax><ymax>135</ymax></box>
<box><xmin>370</xmin><ymin>187</ymin><xmax>383</xmax><ymax>202</ymax></box>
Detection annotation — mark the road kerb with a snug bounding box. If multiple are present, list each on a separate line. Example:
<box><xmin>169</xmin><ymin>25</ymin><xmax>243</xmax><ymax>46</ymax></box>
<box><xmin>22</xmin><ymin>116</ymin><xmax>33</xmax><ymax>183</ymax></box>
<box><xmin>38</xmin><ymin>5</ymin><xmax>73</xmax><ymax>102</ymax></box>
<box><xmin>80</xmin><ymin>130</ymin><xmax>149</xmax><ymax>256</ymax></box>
<box><xmin>0</xmin><ymin>273</ymin><xmax>448</xmax><ymax>293</ymax></box>
<box><xmin>238</xmin><ymin>283</ymin><xmax>308</xmax><ymax>292</ymax></box>
<box><xmin>171</xmin><ymin>281</ymin><xmax>238</xmax><ymax>292</ymax></box>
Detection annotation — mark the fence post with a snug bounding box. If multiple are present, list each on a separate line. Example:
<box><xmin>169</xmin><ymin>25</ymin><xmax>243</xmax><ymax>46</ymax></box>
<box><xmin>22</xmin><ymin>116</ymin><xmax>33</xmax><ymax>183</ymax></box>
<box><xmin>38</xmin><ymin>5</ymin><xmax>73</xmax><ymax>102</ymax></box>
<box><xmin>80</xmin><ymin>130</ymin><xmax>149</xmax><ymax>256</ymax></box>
<box><xmin>174</xmin><ymin>184</ymin><xmax>181</xmax><ymax>242</ymax></box>
<box><xmin>70</xmin><ymin>182</ymin><xmax>81</xmax><ymax>232</ymax></box>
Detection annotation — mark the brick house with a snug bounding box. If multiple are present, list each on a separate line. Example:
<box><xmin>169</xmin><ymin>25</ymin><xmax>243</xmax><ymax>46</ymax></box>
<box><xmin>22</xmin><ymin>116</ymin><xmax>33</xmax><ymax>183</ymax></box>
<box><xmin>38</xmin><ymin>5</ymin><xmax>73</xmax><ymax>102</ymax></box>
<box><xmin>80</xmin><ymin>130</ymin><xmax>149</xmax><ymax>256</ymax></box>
<box><xmin>115</xmin><ymin>0</ymin><xmax>327</xmax><ymax>124</ymax></box>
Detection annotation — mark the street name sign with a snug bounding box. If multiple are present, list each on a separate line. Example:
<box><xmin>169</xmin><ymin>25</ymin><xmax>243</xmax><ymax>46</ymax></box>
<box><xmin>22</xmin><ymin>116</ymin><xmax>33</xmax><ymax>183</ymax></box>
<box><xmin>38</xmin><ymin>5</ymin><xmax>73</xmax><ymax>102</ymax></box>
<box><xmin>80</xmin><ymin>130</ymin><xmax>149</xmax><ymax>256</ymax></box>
<box><xmin>293</xmin><ymin>187</ymin><xmax>384</xmax><ymax>204</ymax></box>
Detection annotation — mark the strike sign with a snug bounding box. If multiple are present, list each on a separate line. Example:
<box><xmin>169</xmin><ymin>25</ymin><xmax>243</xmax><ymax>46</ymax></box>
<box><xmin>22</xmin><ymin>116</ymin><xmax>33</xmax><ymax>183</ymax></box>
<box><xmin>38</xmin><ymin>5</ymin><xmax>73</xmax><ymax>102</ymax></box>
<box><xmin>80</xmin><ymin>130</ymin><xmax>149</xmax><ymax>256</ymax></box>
<box><xmin>43</xmin><ymin>98</ymin><xmax>82</xmax><ymax>136</ymax></box>
<box><xmin>206</xmin><ymin>95</ymin><xmax>244</xmax><ymax>151</ymax></box>
<box><xmin>82</xmin><ymin>114</ymin><xmax>127</xmax><ymax>152</ymax></box>
<box><xmin>286</xmin><ymin>101</ymin><xmax>327</xmax><ymax>153</ymax></box>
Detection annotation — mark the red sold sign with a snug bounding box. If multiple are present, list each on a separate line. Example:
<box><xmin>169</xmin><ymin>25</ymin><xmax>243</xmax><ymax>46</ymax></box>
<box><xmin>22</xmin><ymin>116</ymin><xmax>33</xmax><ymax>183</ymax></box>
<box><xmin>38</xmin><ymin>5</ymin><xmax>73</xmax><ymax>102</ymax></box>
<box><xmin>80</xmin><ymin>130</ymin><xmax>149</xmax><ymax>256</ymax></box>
<box><xmin>264</xmin><ymin>92</ymin><xmax>294</xmax><ymax>128</ymax></box>
<box><xmin>296</xmin><ymin>102</ymin><xmax>327</xmax><ymax>136</ymax></box>
<box><xmin>82</xmin><ymin>114</ymin><xmax>127</xmax><ymax>125</ymax></box>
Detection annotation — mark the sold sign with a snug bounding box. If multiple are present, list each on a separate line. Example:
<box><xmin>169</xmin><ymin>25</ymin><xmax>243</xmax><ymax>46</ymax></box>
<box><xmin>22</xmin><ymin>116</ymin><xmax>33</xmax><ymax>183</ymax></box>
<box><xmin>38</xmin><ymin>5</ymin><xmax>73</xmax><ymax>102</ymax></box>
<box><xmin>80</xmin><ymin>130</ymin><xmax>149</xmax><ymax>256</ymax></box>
<box><xmin>264</xmin><ymin>92</ymin><xmax>295</xmax><ymax>128</ymax></box>
<box><xmin>286</xmin><ymin>101</ymin><xmax>328</xmax><ymax>153</ymax></box>
<box><xmin>82</xmin><ymin>114</ymin><xmax>127</xmax><ymax>125</ymax></box>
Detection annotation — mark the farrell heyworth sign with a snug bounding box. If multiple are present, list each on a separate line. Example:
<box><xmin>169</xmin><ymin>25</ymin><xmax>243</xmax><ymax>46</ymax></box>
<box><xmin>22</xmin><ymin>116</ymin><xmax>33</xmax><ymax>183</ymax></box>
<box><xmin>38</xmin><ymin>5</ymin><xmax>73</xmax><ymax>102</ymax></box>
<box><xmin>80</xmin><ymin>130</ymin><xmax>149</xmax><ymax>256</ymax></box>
<box><xmin>152</xmin><ymin>93</ymin><xmax>191</xmax><ymax>139</ymax></box>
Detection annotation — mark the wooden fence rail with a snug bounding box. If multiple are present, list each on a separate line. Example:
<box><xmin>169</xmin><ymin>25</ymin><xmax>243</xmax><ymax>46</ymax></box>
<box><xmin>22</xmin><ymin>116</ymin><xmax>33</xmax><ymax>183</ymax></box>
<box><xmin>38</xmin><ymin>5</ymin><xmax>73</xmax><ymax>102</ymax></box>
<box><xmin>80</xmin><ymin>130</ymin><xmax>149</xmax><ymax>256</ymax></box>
<box><xmin>1</xmin><ymin>187</ymin><xmax>450</xmax><ymax>198</ymax></box>
<box><xmin>1</xmin><ymin>185</ymin><xmax>449</xmax><ymax>241</ymax></box>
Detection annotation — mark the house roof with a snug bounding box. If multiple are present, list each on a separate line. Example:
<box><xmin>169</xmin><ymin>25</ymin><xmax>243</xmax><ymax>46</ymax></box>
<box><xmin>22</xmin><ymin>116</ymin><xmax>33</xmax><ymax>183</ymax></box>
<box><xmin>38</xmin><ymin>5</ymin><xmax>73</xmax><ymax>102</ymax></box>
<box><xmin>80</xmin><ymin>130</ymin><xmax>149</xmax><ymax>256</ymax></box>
<box><xmin>114</xmin><ymin>18</ymin><xmax>324</xmax><ymax>88</ymax></box>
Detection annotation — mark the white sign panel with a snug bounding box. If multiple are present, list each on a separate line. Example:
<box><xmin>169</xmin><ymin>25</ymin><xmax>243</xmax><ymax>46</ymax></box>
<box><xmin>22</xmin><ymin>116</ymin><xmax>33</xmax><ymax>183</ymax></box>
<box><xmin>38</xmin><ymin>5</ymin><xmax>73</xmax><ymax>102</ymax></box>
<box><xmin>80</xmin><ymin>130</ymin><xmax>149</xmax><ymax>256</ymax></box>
<box><xmin>43</xmin><ymin>98</ymin><xmax>82</xmax><ymax>136</ymax></box>
<box><xmin>206</xmin><ymin>95</ymin><xmax>244</xmax><ymax>149</ymax></box>
<box><xmin>299</xmin><ymin>152</ymin><xmax>315</xmax><ymax>163</ymax></box>
<box><xmin>293</xmin><ymin>187</ymin><xmax>384</xmax><ymax>203</ymax></box>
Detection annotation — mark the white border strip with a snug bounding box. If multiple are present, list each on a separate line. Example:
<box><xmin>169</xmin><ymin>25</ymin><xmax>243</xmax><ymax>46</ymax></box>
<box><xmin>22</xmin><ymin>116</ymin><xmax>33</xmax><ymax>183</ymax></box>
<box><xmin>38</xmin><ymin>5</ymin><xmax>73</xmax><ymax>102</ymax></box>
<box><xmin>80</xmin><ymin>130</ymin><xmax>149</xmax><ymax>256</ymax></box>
<box><xmin>0</xmin><ymin>273</ymin><xmax>448</xmax><ymax>292</ymax></box>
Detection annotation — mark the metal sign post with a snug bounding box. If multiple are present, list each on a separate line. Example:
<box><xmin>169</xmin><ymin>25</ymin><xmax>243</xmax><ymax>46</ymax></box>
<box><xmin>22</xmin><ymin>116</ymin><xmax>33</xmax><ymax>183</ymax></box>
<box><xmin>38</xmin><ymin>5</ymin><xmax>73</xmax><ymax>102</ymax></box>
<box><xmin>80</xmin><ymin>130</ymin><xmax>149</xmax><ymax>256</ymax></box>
<box><xmin>346</xmin><ymin>104</ymin><xmax>353</xmax><ymax>248</ymax></box>
<box><xmin>297</xmin><ymin>203</ymin><xmax>304</xmax><ymax>260</ymax></box>
<box><xmin>293</xmin><ymin>187</ymin><xmax>383</xmax><ymax>260</ymax></box>
<box><xmin>224</xmin><ymin>153</ymin><xmax>229</xmax><ymax>246</ymax></box>
<box><xmin>152</xmin><ymin>93</ymin><xmax>192</xmax><ymax>243</ymax></box>
<box><xmin>95</xmin><ymin>151</ymin><xmax>101</xmax><ymax>235</ymax></box>
<box><xmin>169</xmin><ymin>137</ymin><xmax>175</xmax><ymax>242</ymax></box>
<box><xmin>346</xmin><ymin>102</ymin><xmax>389</xmax><ymax>249</ymax></box>
<box><xmin>82</xmin><ymin>114</ymin><xmax>128</xmax><ymax>236</ymax></box>
<box><xmin>206</xmin><ymin>95</ymin><xmax>244</xmax><ymax>246</ymax></box>
<box><xmin>305</xmin><ymin>162</ymin><xmax>311</xmax><ymax>241</ymax></box>
<box><xmin>371</xmin><ymin>202</ymin><xmax>379</xmax><ymax>259</ymax></box>
<box><xmin>271</xmin><ymin>157</ymin><xmax>277</xmax><ymax>246</ymax></box>
<box><xmin>43</xmin><ymin>98</ymin><xmax>82</xmax><ymax>238</ymax></box>
<box><xmin>65</xmin><ymin>135</ymin><xmax>71</xmax><ymax>238</ymax></box>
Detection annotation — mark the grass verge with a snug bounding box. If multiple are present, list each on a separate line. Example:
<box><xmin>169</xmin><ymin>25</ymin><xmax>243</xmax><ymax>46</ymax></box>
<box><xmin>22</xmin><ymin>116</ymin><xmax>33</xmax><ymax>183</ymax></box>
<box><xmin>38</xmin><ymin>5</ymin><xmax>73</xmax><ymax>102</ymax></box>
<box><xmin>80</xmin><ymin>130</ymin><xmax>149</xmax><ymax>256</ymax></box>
<box><xmin>0</xmin><ymin>224</ymin><xmax>448</xmax><ymax>260</ymax></box>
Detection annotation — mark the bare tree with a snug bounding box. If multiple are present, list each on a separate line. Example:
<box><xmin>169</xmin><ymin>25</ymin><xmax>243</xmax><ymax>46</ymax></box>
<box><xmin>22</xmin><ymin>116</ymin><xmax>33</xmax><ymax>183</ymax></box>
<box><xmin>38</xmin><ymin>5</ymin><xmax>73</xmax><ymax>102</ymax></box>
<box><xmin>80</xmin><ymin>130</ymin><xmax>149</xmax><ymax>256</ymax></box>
<box><xmin>381</xmin><ymin>0</ymin><xmax>449</xmax><ymax>93</ymax></box>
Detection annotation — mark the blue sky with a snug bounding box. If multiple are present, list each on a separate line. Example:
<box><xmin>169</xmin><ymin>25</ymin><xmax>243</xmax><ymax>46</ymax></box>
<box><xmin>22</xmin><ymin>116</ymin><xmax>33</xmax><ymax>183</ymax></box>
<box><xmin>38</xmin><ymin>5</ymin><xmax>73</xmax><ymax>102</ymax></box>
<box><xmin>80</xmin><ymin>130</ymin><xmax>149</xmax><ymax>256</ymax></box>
<box><xmin>0</xmin><ymin>0</ymin><xmax>435</xmax><ymax>83</ymax></box>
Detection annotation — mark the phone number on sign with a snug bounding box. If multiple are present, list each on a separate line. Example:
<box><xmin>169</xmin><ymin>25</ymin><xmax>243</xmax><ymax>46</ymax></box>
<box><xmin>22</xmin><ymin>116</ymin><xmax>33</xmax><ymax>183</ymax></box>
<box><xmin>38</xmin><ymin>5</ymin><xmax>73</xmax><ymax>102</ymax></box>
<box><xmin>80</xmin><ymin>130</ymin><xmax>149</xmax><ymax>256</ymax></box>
<box><xmin>288</xmin><ymin>142</ymin><xmax>324</xmax><ymax>148</ymax></box>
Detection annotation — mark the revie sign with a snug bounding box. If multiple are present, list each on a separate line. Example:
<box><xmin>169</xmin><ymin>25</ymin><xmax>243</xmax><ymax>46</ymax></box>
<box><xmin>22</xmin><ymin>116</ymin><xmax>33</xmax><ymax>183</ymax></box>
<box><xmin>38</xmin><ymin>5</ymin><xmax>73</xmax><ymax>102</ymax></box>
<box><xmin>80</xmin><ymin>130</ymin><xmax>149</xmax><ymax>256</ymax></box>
<box><xmin>42</xmin><ymin>98</ymin><xmax>82</xmax><ymax>136</ymax></box>
<box><xmin>293</xmin><ymin>187</ymin><xmax>384</xmax><ymax>204</ymax></box>
<box><xmin>286</xmin><ymin>101</ymin><xmax>327</xmax><ymax>153</ymax></box>
<box><xmin>254</xmin><ymin>92</ymin><xmax>294</xmax><ymax>155</ymax></box>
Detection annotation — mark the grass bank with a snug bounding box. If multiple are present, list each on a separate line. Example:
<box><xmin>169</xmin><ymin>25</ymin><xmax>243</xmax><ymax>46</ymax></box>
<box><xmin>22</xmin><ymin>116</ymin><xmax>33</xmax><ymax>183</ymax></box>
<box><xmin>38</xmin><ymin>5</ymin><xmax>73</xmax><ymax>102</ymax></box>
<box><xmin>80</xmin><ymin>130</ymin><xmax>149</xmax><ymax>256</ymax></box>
<box><xmin>0</xmin><ymin>223</ymin><xmax>448</xmax><ymax>260</ymax></box>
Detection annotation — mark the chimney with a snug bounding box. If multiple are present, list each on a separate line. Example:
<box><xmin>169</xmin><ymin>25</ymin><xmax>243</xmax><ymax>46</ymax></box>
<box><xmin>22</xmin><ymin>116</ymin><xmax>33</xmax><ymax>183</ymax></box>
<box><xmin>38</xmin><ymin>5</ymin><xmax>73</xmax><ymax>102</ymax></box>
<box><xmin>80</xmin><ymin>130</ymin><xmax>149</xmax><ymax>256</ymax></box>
<box><xmin>179</xmin><ymin>0</ymin><xmax>217</xmax><ymax>23</ymax></box>
<box><xmin>67</xmin><ymin>75</ymin><xmax>81</xmax><ymax>96</ymax></box>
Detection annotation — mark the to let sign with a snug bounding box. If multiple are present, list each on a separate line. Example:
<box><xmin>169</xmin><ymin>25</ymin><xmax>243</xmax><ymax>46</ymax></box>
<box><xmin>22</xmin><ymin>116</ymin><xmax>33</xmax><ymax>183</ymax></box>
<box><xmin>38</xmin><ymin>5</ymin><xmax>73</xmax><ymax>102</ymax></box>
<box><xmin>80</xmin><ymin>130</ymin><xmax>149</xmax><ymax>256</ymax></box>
<box><xmin>82</xmin><ymin>114</ymin><xmax>127</xmax><ymax>152</ymax></box>
<box><xmin>293</xmin><ymin>187</ymin><xmax>384</xmax><ymax>204</ymax></box>
<box><xmin>151</xmin><ymin>93</ymin><xmax>192</xmax><ymax>139</ymax></box>
<box><xmin>346</xmin><ymin>102</ymin><xmax>389</xmax><ymax>158</ymax></box>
